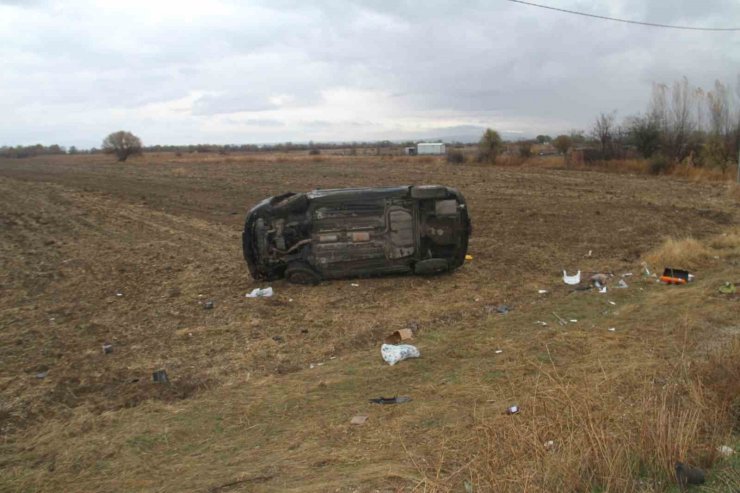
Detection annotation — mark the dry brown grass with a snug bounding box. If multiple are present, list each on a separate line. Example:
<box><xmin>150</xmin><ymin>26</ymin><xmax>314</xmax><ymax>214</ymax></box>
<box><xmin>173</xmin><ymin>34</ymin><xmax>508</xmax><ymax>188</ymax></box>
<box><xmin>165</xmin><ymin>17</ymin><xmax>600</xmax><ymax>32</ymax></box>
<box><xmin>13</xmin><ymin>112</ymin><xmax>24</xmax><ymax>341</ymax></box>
<box><xmin>1</xmin><ymin>153</ymin><xmax>738</xmax><ymax>492</ymax></box>
<box><xmin>726</xmin><ymin>182</ymin><xmax>740</xmax><ymax>202</ymax></box>
<box><xmin>643</xmin><ymin>237</ymin><xmax>712</xmax><ymax>271</ymax></box>
<box><xmin>401</xmin><ymin>345</ymin><xmax>739</xmax><ymax>493</ymax></box>
<box><xmin>671</xmin><ymin>164</ymin><xmax>731</xmax><ymax>182</ymax></box>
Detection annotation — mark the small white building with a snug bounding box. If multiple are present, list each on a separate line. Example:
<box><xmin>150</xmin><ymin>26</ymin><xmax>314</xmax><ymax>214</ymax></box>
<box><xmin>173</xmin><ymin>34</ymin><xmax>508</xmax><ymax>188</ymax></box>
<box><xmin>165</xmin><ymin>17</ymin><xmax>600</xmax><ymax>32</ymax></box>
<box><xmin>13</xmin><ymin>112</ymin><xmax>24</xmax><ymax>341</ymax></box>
<box><xmin>417</xmin><ymin>142</ymin><xmax>446</xmax><ymax>155</ymax></box>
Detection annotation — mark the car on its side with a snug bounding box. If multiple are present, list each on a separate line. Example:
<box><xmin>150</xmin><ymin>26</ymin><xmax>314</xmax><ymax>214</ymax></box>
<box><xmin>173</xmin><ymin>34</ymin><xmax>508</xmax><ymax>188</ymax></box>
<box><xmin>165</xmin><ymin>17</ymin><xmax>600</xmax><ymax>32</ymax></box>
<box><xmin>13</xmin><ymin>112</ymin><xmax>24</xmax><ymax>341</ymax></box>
<box><xmin>242</xmin><ymin>185</ymin><xmax>471</xmax><ymax>284</ymax></box>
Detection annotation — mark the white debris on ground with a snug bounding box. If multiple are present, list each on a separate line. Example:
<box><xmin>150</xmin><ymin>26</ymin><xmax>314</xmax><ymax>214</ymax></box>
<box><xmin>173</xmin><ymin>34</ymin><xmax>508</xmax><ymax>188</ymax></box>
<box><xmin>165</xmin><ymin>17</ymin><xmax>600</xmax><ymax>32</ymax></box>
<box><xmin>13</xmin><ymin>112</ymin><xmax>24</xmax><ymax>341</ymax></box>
<box><xmin>246</xmin><ymin>287</ymin><xmax>274</xmax><ymax>298</ymax></box>
<box><xmin>381</xmin><ymin>344</ymin><xmax>420</xmax><ymax>366</ymax></box>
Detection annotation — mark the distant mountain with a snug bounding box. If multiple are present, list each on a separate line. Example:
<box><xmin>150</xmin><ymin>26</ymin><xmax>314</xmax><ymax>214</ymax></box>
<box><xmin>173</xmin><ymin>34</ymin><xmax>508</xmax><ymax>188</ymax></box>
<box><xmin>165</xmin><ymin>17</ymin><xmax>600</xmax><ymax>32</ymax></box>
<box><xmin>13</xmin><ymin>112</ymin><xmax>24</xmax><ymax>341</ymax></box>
<box><xmin>404</xmin><ymin>125</ymin><xmax>530</xmax><ymax>143</ymax></box>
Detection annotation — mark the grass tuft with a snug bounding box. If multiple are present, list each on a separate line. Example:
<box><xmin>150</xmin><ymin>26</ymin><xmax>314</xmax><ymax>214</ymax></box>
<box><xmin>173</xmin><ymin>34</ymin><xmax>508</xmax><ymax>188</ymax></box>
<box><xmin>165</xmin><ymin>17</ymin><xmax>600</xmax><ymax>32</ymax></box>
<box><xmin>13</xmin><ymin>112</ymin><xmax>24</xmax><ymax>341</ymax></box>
<box><xmin>643</xmin><ymin>237</ymin><xmax>712</xmax><ymax>271</ymax></box>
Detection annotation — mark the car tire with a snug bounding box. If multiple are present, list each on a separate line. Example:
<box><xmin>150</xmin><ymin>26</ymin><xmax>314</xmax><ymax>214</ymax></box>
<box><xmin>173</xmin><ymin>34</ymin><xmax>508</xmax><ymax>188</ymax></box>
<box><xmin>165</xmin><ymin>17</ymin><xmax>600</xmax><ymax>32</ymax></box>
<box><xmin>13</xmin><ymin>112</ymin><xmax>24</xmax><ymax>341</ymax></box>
<box><xmin>414</xmin><ymin>258</ymin><xmax>449</xmax><ymax>275</ymax></box>
<box><xmin>285</xmin><ymin>262</ymin><xmax>321</xmax><ymax>285</ymax></box>
<box><xmin>410</xmin><ymin>185</ymin><xmax>448</xmax><ymax>199</ymax></box>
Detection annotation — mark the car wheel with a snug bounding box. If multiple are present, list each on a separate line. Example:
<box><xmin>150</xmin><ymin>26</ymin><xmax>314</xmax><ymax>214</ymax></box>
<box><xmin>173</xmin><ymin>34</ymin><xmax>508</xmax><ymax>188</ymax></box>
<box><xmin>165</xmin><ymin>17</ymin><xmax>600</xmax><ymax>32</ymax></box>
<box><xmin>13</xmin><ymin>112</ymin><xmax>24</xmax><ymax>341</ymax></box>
<box><xmin>410</xmin><ymin>185</ymin><xmax>448</xmax><ymax>199</ymax></box>
<box><xmin>285</xmin><ymin>262</ymin><xmax>321</xmax><ymax>285</ymax></box>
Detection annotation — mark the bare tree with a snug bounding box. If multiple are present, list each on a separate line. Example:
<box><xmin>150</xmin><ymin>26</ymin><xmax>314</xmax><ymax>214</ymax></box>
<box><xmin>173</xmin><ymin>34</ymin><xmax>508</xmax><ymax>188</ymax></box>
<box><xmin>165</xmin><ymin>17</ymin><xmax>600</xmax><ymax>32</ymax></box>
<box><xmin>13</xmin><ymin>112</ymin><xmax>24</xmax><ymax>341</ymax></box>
<box><xmin>102</xmin><ymin>131</ymin><xmax>142</xmax><ymax>162</ymax></box>
<box><xmin>649</xmin><ymin>78</ymin><xmax>701</xmax><ymax>163</ymax></box>
<box><xmin>592</xmin><ymin>111</ymin><xmax>616</xmax><ymax>159</ymax></box>
<box><xmin>705</xmin><ymin>80</ymin><xmax>736</xmax><ymax>173</ymax></box>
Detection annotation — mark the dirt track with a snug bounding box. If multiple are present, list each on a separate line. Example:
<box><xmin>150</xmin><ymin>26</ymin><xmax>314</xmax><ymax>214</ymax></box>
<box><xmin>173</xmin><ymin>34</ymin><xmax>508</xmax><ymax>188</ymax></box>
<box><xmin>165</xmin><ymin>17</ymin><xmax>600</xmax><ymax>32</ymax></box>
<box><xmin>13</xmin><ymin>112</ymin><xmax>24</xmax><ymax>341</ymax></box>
<box><xmin>1</xmin><ymin>153</ymin><xmax>737</xmax><ymax>491</ymax></box>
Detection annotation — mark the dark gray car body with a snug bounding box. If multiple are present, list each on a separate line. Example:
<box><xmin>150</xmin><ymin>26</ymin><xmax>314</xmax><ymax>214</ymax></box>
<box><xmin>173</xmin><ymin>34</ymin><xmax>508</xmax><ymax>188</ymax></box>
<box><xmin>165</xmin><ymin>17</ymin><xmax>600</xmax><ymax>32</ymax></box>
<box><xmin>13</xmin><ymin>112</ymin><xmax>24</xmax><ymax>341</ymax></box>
<box><xmin>242</xmin><ymin>185</ymin><xmax>471</xmax><ymax>283</ymax></box>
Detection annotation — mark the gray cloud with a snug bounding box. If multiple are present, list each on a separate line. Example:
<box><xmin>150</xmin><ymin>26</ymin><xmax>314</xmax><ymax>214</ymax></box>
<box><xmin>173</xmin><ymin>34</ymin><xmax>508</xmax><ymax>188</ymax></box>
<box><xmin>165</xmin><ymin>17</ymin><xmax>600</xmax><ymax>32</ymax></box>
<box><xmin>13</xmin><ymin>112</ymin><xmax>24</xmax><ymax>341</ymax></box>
<box><xmin>1</xmin><ymin>0</ymin><xmax>739</xmax><ymax>147</ymax></box>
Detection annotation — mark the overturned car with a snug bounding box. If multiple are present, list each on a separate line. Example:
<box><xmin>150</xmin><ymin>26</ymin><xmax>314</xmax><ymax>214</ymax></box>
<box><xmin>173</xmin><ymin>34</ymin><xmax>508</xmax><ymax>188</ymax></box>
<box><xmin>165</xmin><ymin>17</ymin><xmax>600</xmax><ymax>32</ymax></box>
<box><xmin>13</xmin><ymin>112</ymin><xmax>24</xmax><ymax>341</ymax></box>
<box><xmin>242</xmin><ymin>185</ymin><xmax>471</xmax><ymax>284</ymax></box>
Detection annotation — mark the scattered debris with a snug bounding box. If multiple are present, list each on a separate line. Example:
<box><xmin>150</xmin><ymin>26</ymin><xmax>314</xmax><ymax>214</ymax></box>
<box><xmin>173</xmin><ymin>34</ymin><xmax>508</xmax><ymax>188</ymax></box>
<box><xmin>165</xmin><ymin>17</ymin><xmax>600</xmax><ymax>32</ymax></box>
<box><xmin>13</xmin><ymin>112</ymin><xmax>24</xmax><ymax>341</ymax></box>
<box><xmin>675</xmin><ymin>462</ymin><xmax>705</xmax><ymax>488</ymax></box>
<box><xmin>569</xmin><ymin>319</ymin><xmax>578</xmax><ymax>323</ymax></box>
<box><xmin>586</xmin><ymin>250</ymin><xmax>592</xmax><ymax>257</ymax></box>
<box><xmin>246</xmin><ymin>287</ymin><xmax>273</xmax><ymax>298</ymax></box>
<box><xmin>496</xmin><ymin>304</ymin><xmax>510</xmax><ymax>314</ymax></box>
<box><xmin>538</xmin><ymin>289</ymin><xmax>548</xmax><ymax>294</ymax></box>
<box><xmin>590</xmin><ymin>273</ymin><xmax>609</xmax><ymax>287</ymax></box>
<box><xmin>563</xmin><ymin>270</ymin><xmax>581</xmax><ymax>285</ymax></box>
<box><xmin>608</xmin><ymin>300</ymin><xmax>616</xmax><ymax>305</ymax></box>
<box><xmin>35</xmin><ymin>371</ymin><xmax>48</xmax><ymax>379</ymax></box>
<box><xmin>642</xmin><ymin>263</ymin><xmax>651</xmax><ymax>276</ymax></box>
<box><xmin>608</xmin><ymin>327</ymin><xmax>616</xmax><ymax>332</ymax></box>
<box><xmin>152</xmin><ymin>369</ymin><xmax>169</xmax><ymax>383</ymax></box>
<box><xmin>272</xmin><ymin>335</ymin><xmax>284</xmax><ymax>343</ymax></box>
<box><xmin>505</xmin><ymin>405</ymin><xmax>520</xmax><ymax>415</ymax></box>
<box><xmin>350</xmin><ymin>283</ymin><xmax>360</xmax><ymax>287</ymax></box>
<box><xmin>384</xmin><ymin>329</ymin><xmax>413</xmax><ymax>344</ymax></box>
<box><xmin>552</xmin><ymin>312</ymin><xmax>568</xmax><ymax>326</ymax></box>
<box><xmin>660</xmin><ymin>268</ymin><xmax>693</xmax><ymax>285</ymax></box>
<box><xmin>369</xmin><ymin>396</ymin><xmax>411</xmax><ymax>405</ymax></box>
<box><xmin>622</xmin><ymin>272</ymin><xmax>633</xmax><ymax>277</ymax></box>
<box><xmin>465</xmin><ymin>254</ymin><xmax>473</xmax><ymax>261</ymax></box>
<box><xmin>381</xmin><ymin>344</ymin><xmax>420</xmax><ymax>366</ymax></box>
<box><xmin>616</xmin><ymin>279</ymin><xmax>629</xmax><ymax>289</ymax></box>
<box><xmin>535</xmin><ymin>320</ymin><xmax>548</xmax><ymax>326</ymax></box>
<box><xmin>102</xmin><ymin>342</ymin><xmax>113</xmax><ymax>354</ymax></box>
<box><xmin>115</xmin><ymin>292</ymin><xmax>123</xmax><ymax>297</ymax></box>
<box><xmin>350</xmin><ymin>415</ymin><xmax>368</xmax><ymax>425</ymax></box>
<box><xmin>598</xmin><ymin>286</ymin><xmax>608</xmax><ymax>294</ymax></box>
<box><xmin>717</xmin><ymin>445</ymin><xmax>734</xmax><ymax>457</ymax></box>
<box><xmin>203</xmin><ymin>300</ymin><xmax>215</xmax><ymax>309</ymax></box>
<box><xmin>544</xmin><ymin>440</ymin><xmax>556</xmax><ymax>450</ymax></box>
<box><xmin>718</xmin><ymin>282</ymin><xmax>736</xmax><ymax>295</ymax></box>
<box><xmin>495</xmin><ymin>349</ymin><xmax>503</xmax><ymax>354</ymax></box>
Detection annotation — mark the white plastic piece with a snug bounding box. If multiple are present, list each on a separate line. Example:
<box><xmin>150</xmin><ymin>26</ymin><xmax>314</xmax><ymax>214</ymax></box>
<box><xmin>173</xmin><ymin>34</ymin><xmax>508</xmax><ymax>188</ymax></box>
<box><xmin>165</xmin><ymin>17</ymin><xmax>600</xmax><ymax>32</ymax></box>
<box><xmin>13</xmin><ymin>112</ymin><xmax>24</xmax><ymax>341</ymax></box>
<box><xmin>617</xmin><ymin>279</ymin><xmax>629</xmax><ymax>288</ymax></box>
<box><xmin>381</xmin><ymin>344</ymin><xmax>420</xmax><ymax>366</ymax></box>
<box><xmin>599</xmin><ymin>286</ymin><xmax>608</xmax><ymax>294</ymax></box>
<box><xmin>538</xmin><ymin>289</ymin><xmax>548</xmax><ymax>294</ymax></box>
<box><xmin>608</xmin><ymin>327</ymin><xmax>616</xmax><ymax>332</ymax></box>
<box><xmin>246</xmin><ymin>287</ymin><xmax>274</xmax><ymax>298</ymax></box>
<box><xmin>563</xmin><ymin>270</ymin><xmax>581</xmax><ymax>285</ymax></box>
<box><xmin>717</xmin><ymin>445</ymin><xmax>734</xmax><ymax>457</ymax></box>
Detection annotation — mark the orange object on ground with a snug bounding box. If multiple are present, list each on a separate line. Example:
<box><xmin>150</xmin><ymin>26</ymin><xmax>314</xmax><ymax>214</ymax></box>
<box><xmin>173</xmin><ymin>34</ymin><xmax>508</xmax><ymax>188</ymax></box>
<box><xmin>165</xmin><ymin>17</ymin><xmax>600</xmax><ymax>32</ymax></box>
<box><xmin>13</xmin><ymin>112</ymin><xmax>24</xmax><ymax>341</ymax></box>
<box><xmin>660</xmin><ymin>276</ymin><xmax>687</xmax><ymax>285</ymax></box>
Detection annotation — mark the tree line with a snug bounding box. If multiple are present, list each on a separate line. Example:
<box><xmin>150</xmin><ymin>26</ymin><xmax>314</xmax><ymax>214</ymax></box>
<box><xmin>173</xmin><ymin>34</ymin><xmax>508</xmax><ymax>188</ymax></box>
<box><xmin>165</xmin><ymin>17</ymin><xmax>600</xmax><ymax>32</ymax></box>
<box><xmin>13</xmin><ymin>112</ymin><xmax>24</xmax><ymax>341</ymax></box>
<box><xmin>582</xmin><ymin>77</ymin><xmax>740</xmax><ymax>173</ymax></box>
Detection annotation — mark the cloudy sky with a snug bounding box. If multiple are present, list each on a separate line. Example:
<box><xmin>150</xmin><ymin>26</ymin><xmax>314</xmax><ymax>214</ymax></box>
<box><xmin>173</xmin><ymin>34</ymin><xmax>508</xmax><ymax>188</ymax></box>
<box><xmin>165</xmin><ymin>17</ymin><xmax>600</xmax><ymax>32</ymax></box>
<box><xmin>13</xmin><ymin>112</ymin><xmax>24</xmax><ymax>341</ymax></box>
<box><xmin>1</xmin><ymin>0</ymin><xmax>739</xmax><ymax>147</ymax></box>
